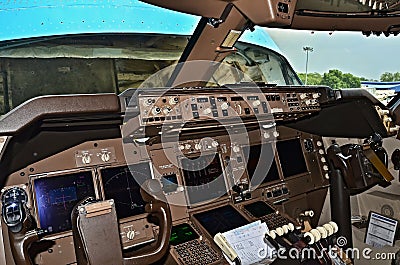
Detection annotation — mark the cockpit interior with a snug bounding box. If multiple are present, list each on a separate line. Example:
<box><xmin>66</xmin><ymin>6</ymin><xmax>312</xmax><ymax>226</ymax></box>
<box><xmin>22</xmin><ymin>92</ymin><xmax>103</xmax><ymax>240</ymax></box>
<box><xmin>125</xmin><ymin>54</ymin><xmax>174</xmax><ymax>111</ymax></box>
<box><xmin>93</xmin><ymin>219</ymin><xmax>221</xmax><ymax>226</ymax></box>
<box><xmin>1</xmin><ymin>0</ymin><xmax>400</xmax><ymax>264</ymax></box>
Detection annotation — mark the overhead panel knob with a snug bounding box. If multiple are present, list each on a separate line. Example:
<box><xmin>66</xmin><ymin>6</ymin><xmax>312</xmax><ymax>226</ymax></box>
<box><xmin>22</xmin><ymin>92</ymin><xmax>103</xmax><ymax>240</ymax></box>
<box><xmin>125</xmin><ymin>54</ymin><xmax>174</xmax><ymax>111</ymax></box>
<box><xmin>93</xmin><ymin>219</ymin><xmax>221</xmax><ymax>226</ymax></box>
<box><xmin>169</xmin><ymin>97</ymin><xmax>179</xmax><ymax>105</ymax></box>
<box><xmin>127</xmin><ymin>230</ymin><xmax>136</xmax><ymax>240</ymax></box>
<box><xmin>152</xmin><ymin>107</ymin><xmax>161</xmax><ymax>115</ymax></box>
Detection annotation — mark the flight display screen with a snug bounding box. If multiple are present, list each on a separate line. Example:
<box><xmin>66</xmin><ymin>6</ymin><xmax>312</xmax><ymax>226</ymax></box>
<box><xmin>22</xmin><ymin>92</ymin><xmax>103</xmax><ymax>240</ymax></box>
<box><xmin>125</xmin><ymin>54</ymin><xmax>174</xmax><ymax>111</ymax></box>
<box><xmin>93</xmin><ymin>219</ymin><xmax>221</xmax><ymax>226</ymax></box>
<box><xmin>244</xmin><ymin>144</ymin><xmax>280</xmax><ymax>186</ymax></box>
<box><xmin>193</xmin><ymin>205</ymin><xmax>248</xmax><ymax>237</ymax></box>
<box><xmin>243</xmin><ymin>201</ymin><xmax>275</xmax><ymax>218</ymax></box>
<box><xmin>33</xmin><ymin>171</ymin><xmax>95</xmax><ymax>234</ymax></box>
<box><xmin>277</xmin><ymin>138</ymin><xmax>308</xmax><ymax>178</ymax></box>
<box><xmin>181</xmin><ymin>154</ymin><xmax>227</xmax><ymax>205</ymax></box>
<box><xmin>101</xmin><ymin>163</ymin><xmax>152</xmax><ymax>219</ymax></box>
<box><xmin>170</xmin><ymin>223</ymin><xmax>199</xmax><ymax>246</ymax></box>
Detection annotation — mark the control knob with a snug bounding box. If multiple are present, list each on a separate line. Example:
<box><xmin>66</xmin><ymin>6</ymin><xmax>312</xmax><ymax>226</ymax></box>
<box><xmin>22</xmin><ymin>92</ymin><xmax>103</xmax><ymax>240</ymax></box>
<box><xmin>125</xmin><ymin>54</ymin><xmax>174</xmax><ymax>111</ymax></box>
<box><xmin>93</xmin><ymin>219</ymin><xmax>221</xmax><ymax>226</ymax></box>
<box><xmin>143</xmin><ymin>98</ymin><xmax>153</xmax><ymax>106</ymax></box>
<box><xmin>211</xmin><ymin>141</ymin><xmax>219</xmax><ymax>148</ymax></box>
<box><xmin>169</xmin><ymin>97</ymin><xmax>179</xmax><ymax>105</ymax></box>
<box><xmin>152</xmin><ymin>107</ymin><xmax>161</xmax><ymax>115</ymax></box>
<box><xmin>303</xmin><ymin>231</ymin><xmax>315</xmax><ymax>245</ymax></box>
<box><xmin>127</xmin><ymin>230</ymin><xmax>136</xmax><ymax>240</ymax></box>
<box><xmin>163</xmin><ymin>106</ymin><xmax>172</xmax><ymax>115</ymax></box>
<box><xmin>82</xmin><ymin>153</ymin><xmax>91</xmax><ymax>164</ymax></box>
<box><xmin>100</xmin><ymin>152</ymin><xmax>110</xmax><ymax>162</ymax></box>
<box><xmin>312</xmin><ymin>93</ymin><xmax>321</xmax><ymax>99</ymax></box>
<box><xmin>300</xmin><ymin>93</ymin><xmax>307</xmax><ymax>100</ymax></box>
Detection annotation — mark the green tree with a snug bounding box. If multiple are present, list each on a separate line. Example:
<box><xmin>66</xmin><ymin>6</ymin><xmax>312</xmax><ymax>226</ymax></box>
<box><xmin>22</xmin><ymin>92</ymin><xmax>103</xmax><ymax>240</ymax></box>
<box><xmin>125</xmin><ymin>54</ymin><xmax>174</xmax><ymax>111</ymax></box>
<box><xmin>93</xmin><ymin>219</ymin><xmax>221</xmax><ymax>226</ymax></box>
<box><xmin>297</xmin><ymin>72</ymin><xmax>322</xmax><ymax>85</ymax></box>
<box><xmin>380</xmin><ymin>72</ymin><xmax>400</xmax><ymax>82</ymax></box>
<box><xmin>320</xmin><ymin>69</ymin><xmax>361</xmax><ymax>89</ymax></box>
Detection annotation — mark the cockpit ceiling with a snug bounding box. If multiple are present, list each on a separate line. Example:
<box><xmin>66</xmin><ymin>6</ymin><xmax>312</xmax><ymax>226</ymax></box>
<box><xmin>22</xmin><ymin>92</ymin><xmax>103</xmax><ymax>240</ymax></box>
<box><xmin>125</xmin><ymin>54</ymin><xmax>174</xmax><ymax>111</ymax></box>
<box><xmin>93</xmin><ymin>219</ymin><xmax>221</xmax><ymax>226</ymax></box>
<box><xmin>142</xmin><ymin>0</ymin><xmax>400</xmax><ymax>33</ymax></box>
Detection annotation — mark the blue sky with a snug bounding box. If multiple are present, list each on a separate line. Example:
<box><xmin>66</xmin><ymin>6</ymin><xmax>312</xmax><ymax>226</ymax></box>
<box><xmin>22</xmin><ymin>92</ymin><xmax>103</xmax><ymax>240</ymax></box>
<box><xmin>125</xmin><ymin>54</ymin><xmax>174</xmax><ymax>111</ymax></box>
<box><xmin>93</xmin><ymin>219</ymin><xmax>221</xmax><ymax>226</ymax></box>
<box><xmin>266</xmin><ymin>28</ymin><xmax>400</xmax><ymax>80</ymax></box>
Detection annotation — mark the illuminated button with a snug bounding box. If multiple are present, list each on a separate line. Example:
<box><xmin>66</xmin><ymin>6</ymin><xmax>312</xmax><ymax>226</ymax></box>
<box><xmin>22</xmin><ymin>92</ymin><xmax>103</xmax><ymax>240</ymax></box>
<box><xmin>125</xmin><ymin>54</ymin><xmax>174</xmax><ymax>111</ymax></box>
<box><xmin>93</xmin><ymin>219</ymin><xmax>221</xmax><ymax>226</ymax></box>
<box><xmin>191</xmin><ymin>104</ymin><xmax>198</xmax><ymax>111</ymax></box>
<box><xmin>221</xmin><ymin>102</ymin><xmax>229</xmax><ymax>110</ymax></box>
<box><xmin>318</xmin><ymin>149</ymin><xmax>325</xmax><ymax>155</ymax></box>
<box><xmin>232</xmin><ymin>146</ymin><xmax>240</xmax><ymax>153</ymax></box>
<box><xmin>203</xmin><ymin>108</ymin><xmax>212</xmax><ymax>115</ymax></box>
<box><xmin>252</xmin><ymin>100</ymin><xmax>261</xmax><ymax>107</ymax></box>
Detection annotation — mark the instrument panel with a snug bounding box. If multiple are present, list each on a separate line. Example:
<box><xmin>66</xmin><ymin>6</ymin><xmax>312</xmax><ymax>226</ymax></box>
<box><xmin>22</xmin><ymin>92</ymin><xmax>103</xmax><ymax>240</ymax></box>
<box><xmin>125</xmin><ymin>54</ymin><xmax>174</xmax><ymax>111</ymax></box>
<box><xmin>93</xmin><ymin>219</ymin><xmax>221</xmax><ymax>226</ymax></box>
<box><xmin>0</xmin><ymin>86</ymin><xmax>335</xmax><ymax>265</ymax></box>
<box><xmin>135</xmin><ymin>88</ymin><xmax>329</xmax><ymax>126</ymax></box>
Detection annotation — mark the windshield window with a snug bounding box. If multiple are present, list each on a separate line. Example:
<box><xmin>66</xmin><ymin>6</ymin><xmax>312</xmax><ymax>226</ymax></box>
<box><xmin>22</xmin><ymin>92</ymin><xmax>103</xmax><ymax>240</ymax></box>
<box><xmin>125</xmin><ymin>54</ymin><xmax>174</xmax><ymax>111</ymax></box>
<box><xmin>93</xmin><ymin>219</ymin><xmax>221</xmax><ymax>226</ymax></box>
<box><xmin>0</xmin><ymin>33</ymin><xmax>300</xmax><ymax>114</ymax></box>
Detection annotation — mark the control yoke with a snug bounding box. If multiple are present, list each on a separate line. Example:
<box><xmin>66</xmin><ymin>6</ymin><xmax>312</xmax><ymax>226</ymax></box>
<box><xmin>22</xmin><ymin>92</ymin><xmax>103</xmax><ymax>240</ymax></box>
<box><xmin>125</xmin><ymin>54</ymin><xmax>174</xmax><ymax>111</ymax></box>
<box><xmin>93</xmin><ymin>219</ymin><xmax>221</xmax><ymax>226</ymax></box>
<box><xmin>1</xmin><ymin>187</ymin><xmax>45</xmax><ymax>265</ymax></box>
<box><xmin>71</xmin><ymin>179</ymin><xmax>172</xmax><ymax>265</ymax></box>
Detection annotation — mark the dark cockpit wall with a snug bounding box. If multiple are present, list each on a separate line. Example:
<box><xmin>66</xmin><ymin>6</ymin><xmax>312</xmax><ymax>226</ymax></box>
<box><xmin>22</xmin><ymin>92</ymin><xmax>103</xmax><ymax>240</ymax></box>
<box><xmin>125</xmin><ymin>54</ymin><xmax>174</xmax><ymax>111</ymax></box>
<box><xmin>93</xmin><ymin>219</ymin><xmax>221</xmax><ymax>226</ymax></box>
<box><xmin>1</xmin><ymin>1</ymin><xmax>400</xmax><ymax>265</ymax></box>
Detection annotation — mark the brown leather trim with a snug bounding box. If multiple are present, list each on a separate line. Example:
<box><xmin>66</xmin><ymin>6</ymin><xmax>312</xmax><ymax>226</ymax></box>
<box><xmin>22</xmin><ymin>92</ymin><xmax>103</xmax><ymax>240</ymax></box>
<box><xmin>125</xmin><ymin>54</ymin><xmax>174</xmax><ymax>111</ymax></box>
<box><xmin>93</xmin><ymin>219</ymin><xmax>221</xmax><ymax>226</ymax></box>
<box><xmin>0</xmin><ymin>94</ymin><xmax>120</xmax><ymax>135</ymax></box>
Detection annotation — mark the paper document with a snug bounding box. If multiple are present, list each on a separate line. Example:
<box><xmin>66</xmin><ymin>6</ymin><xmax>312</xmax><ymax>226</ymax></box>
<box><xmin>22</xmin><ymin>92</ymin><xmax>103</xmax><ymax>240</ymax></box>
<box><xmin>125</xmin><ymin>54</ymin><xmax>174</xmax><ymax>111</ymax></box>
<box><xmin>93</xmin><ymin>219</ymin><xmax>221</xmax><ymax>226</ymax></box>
<box><xmin>221</xmin><ymin>221</ymin><xmax>277</xmax><ymax>265</ymax></box>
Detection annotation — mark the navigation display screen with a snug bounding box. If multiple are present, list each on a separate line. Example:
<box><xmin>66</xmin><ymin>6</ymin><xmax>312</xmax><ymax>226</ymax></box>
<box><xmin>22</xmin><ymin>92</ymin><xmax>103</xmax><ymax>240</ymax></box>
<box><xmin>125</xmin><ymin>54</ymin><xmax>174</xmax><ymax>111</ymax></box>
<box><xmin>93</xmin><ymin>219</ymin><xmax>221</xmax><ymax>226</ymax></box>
<box><xmin>277</xmin><ymin>138</ymin><xmax>308</xmax><ymax>178</ymax></box>
<box><xmin>193</xmin><ymin>205</ymin><xmax>248</xmax><ymax>237</ymax></box>
<box><xmin>243</xmin><ymin>201</ymin><xmax>275</xmax><ymax>218</ymax></box>
<box><xmin>181</xmin><ymin>154</ymin><xmax>227</xmax><ymax>205</ymax></box>
<box><xmin>170</xmin><ymin>223</ymin><xmax>199</xmax><ymax>246</ymax></box>
<box><xmin>33</xmin><ymin>171</ymin><xmax>95</xmax><ymax>234</ymax></box>
<box><xmin>101</xmin><ymin>163</ymin><xmax>152</xmax><ymax>219</ymax></box>
<box><xmin>244</xmin><ymin>144</ymin><xmax>280</xmax><ymax>186</ymax></box>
